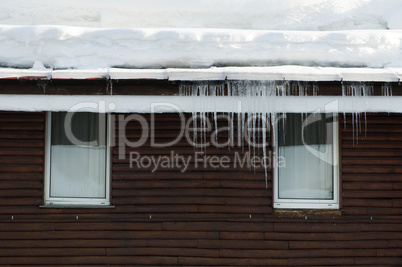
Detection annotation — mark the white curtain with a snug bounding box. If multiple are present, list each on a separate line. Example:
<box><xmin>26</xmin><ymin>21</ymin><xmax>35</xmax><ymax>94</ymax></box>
<box><xmin>278</xmin><ymin>144</ymin><xmax>333</xmax><ymax>199</ymax></box>
<box><xmin>50</xmin><ymin>145</ymin><xmax>106</xmax><ymax>198</ymax></box>
<box><xmin>278</xmin><ymin>114</ymin><xmax>334</xmax><ymax>200</ymax></box>
<box><xmin>49</xmin><ymin>112</ymin><xmax>106</xmax><ymax>198</ymax></box>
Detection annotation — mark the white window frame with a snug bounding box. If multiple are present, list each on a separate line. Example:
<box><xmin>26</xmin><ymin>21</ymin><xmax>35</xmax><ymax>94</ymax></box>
<box><xmin>44</xmin><ymin>112</ymin><xmax>111</xmax><ymax>206</ymax></box>
<box><xmin>273</xmin><ymin>113</ymin><xmax>339</xmax><ymax>209</ymax></box>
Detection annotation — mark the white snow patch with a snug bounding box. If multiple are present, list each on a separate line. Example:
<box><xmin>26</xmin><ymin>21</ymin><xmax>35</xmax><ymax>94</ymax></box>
<box><xmin>0</xmin><ymin>26</ymin><xmax>401</xmax><ymax>69</ymax></box>
<box><xmin>52</xmin><ymin>69</ymin><xmax>109</xmax><ymax>80</ymax></box>
<box><xmin>0</xmin><ymin>68</ymin><xmax>51</xmax><ymax>79</ymax></box>
<box><xmin>0</xmin><ymin>0</ymin><xmax>401</xmax><ymax>31</ymax></box>
<box><xmin>1</xmin><ymin>66</ymin><xmax>400</xmax><ymax>82</ymax></box>
<box><xmin>109</xmin><ymin>69</ymin><xmax>167</xmax><ymax>80</ymax></box>
<box><xmin>0</xmin><ymin>95</ymin><xmax>402</xmax><ymax>113</ymax></box>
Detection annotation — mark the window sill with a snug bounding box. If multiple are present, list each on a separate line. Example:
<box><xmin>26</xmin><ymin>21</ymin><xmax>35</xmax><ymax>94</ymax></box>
<box><xmin>274</xmin><ymin>209</ymin><xmax>341</xmax><ymax>217</ymax></box>
<box><xmin>274</xmin><ymin>202</ymin><xmax>339</xmax><ymax>210</ymax></box>
<box><xmin>40</xmin><ymin>205</ymin><xmax>115</xmax><ymax>209</ymax></box>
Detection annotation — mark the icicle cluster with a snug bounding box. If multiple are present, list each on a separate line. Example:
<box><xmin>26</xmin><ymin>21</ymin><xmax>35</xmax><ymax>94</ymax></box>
<box><xmin>341</xmin><ymin>82</ymin><xmax>374</xmax><ymax>142</ymax></box>
<box><xmin>179</xmin><ymin>80</ymin><xmax>318</xmax><ymax>187</ymax></box>
<box><xmin>341</xmin><ymin>82</ymin><xmax>393</xmax><ymax>142</ymax></box>
<box><xmin>180</xmin><ymin>80</ymin><xmax>393</xmax><ymax>187</ymax></box>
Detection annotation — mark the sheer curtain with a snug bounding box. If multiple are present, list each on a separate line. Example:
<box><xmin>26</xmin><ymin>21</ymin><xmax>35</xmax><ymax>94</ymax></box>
<box><xmin>278</xmin><ymin>113</ymin><xmax>334</xmax><ymax>199</ymax></box>
<box><xmin>50</xmin><ymin>112</ymin><xmax>106</xmax><ymax>198</ymax></box>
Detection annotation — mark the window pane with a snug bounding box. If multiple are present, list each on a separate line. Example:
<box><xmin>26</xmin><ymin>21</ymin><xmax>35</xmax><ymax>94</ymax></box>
<box><xmin>278</xmin><ymin>113</ymin><xmax>334</xmax><ymax>199</ymax></box>
<box><xmin>50</xmin><ymin>112</ymin><xmax>106</xmax><ymax>198</ymax></box>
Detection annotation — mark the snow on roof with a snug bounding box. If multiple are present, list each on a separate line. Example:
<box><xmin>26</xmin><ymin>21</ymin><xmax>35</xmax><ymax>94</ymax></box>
<box><xmin>2</xmin><ymin>0</ymin><xmax>402</xmax><ymax>30</ymax></box>
<box><xmin>0</xmin><ymin>1</ymin><xmax>401</xmax><ymax>72</ymax></box>
<box><xmin>0</xmin><ymin>66</ymin><xmax>401</xmax><ymax>82</ymax></box>
<box><xmin>2</xmin><ymin>94</ymin><xmax>402</xmax><ymax>114</ymax></box>
<box><xmin>0</xmin><ymin>26</ymin><xmax>401</xmax><ymax>70</ymax></box>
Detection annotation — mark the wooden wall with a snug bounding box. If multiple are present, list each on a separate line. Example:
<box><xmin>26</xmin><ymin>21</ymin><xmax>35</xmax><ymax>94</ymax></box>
<box><xmin>0</xmin><ymin>111</ymin><xmax>401</xmax><ymax>266</ymax></box>
<box><xmin>341</xmin><ymin>114</ymin><xmax>402</xmax><ymax>216</ymax></box>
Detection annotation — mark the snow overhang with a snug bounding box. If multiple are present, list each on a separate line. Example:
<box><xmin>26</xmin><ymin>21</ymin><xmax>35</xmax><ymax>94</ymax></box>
<box><xmin>0</xmin><ymin>66</ymin><xmax>401</xmax><ymax>82</ymax></box>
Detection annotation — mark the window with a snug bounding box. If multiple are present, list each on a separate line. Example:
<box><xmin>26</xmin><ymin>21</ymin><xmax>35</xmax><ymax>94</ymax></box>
<box><xmin>274</xmin><ymin>113</ymin><xmax>339</xmax><ymax>209</ymax></box>
<box><xmin>45</xmin><ymin>112</ymin><xmax>110</xmax><ymax>206</ymax></box>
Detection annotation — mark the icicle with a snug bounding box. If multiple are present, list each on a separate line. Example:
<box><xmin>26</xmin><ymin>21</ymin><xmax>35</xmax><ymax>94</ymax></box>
<box><xmin>382</xmin><ymin>83</ymin><xmax>393</xmax><ymax>115</ymax></box>
<box><xmin>180</xmin><ymin>80</ymin><xmax>329</xmax><ymax>189</ymax></box>
<box><xmin>341</xmin><ymin>82</ymin><xmax>374</xmax><ymax>143</ymax></box>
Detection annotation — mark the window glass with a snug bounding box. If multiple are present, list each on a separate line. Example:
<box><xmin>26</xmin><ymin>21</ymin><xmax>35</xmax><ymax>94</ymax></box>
<box><xmin>275</xmin><ymin>113</ymin><xmax>338</xmax><ymax>209</ymax></box>
<box><xmin>46</xmin><ymin>112</ymin><xmax>109</xmax><ymax>204</ymax></box>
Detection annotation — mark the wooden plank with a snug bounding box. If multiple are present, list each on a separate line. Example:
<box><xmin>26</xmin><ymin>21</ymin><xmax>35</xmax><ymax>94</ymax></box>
<box><xmin>0</xmin><ymin>239</ymin><xmax>147</xmax><ymax>248</ymax></box>
<box><xmin>343</xmin><ymin>117</ymin><xmax>402</xmax><ymax>124</ymax></box>
<box><xmin>342</xmin><ymin>174</ymin><xmax>402</xmax><ymax>182</ymax></box>
<box><xmin>0</xmin><ymin>164</ymin><xmax>43</xmax><ymax>173</ymax></box>
<box><xmin>289</xmin><ymin>240</ymin><xmax>389</xmax><ymax>249</ymax></box>
<box><xmin>377</xmin><ymin>248</ymin><xmax>402</xmax><ymax>257</ymax></box>
<box><xmin>0</xmin><ymin>148</ymin><xmax>44</xmax><ymax>156</ymax></box>
<box><xmin>0</xmin><ymin>257</ymin><xmax>62</xmax><ymax>265</ymax></box>
<box><xmin>162</xmin><ymin>222</ymin><xmax>273</xmax><ymax>232</ymax></box>
<box><xmin>113</xmin><ymin>163</ymin><xmax>266</xmax><ymax>172</ymax></box>
<box><xmin>354</xmin><ymin>257</ymin><xmax>402</xmax><ymax>265</ymax></box>
<box><xmin>342</xmin><ymin>207</ymin><xmax>402</xmax><ymax>215</ymax></box>
<box><xmin>0</xmin><ymin>223</ymin><xmax>54</xmax><ymax>232</ymax></box>
<box><xmin>53</xmin><ymin>222</ymin><xmax>163</xmax><ymax>231</ymax></box>
<box><xmin>0</xmin><ymin>248</ymin><xmax>106</xmax><ymax>256</ymax></box>
<box><xmin>343</xmin><ymin>159</ymin><xmax>402</xmax><ymax>166</ymax></box>
<box><xmin>113</xmin><ymin>204</ymin><xmax>198</xmax><ymax>213</ymax></box>
<box><xmin>0</xmin><ymin>180</ymin><xmax>43</xmax><ymax>189</ymax></box>
<box><xmin>378</xmin><ymin>232</ymin><xmax>402</xmax><ymax>240</ymax></box>
<box><xmin>112</xmin><ymin>180</ymin><xmax>267</xmax><ymax>189</ymax></box>
<box><xmin>0</xmin><ymin>173</ymin><xmax>43</xmax><ymax>180</ymax></box>
<box><xmin>145</xmin><ymin>239</ymin><xmax>197</xmax><ymax>248</ymax></box>
<box><xmin>112</xmin><ymin>171</ymin><xmax>267</xmax><ymax>181</ymax></box>
<box><xmin>198</xmin><ymin>240</ymin><xmax>289</xmax><ymax>249</ymax></box>
<box><xmin>197</xmin><ymin>205</ymin><xmax>272</xmax><ymax>214</ymax></box>
<box><xmin>0</xmin><ymin>189</ymin><xmax>42</xmax><ymax>197</ymax></box>
<box><xmin>264</xmin><ymin>232</ymin><xmax>378</xmax><ymax>241</ymax></box>
<box><xmin>106</xmin><ymin>247</ymin><xmax>219</xmax><ymax>257</ymax></box>
<box><xmin>220</xmin><ymin>231</ymin><xmax>264</xmax><ymax>240</ymax></box>
<box><xmin>0</xmin><ymin>113</ymin><xmax>44</xmax><ymax>122</ymax></box>
<box><xmin>342</xmin><ymin>182</ymin><xmax>394</xmax><ymax>190</ymax></box>
<box><xmin>0</xmin><ymin>156</ymin><xmax>43</xmax><ymax>165</ymax></box>
<box><xmin>0</xmin><ymin>131</ymin><xmax>44</xmax><ymax>139</ymax></box>
<box><xmin>112</xmin><ymin>180</ymin><xmax>221</xmax><ymax>189</ymax></box>
<box><xmin>0</xmin><ymin>230</ymin><xmax>219</xmax><ymax>240</ymax></box>
<box><xmin>273</xmin><ymin>223</ymin><xmax>361</xmax><ymax>233</ymax></box>
<box><xmin>361</xmin><ymin>224</ymin><xmax>402</xmax><ymax>232</ymax></box>
<box><xmin>288</xmin><ymin>257</ymin><xmax>355</xmax><ymax>266</ymax></box>
<box><xmin>0</xmin><ymin>123</ymin><xmax>44</xmax><ymax>131</ymax></box>
<box><xmin>0</xmin><ymin>197</ymin><xmax>42</xmax><ymax>206</ymax></box>
<box><xmin>342</xmin><ymin>149</ymin><xmax>402</xmax><ymax>157</ymax></box>
<box><xmin>204</xmin><ymin>188</ymin><xmax>270</xmax><ymax>197</ymax></box>
<box><xmin>342</xmin><ymin>198</ymin><xmax>393</xmax><ymax>207</ymax></box>
<box><xmin>393</xmin><ymin>199</ymin><xmax>402</xmax><ymax>207</ymax></box>
<box><xmin>113</xmin><ymin>188</ymin><xmax>206</xmax><ymax>197</ymax></box>
<box><xmin>342</xmin><ymin>190</ymin><xmax>402</xmax><ymax>198</ymax></box>
<box><xmin>61</xmin><ymin>256</ymin><xmax>178</xmax><ymax>265</ymax></box>
<box><xmin>220</xmin><ymin>248</ymin><xmax>376</xmax><ymax>258</ymax></box>
<box><xmin>177</xmin><ymin>256</ymin><xmax>287</xmax><ymax>266</ymax></box>
<box><xmin>342</xmin><ymin>166</ymin><xmax>402</xmax><ymax>174</ymax></box>
<box><xmin>112</xmin><ymin>196</ymin><xmax>271</xmax><ymax>206</ymax></box>
<box><xmin>393</xmin><ymin>182</ymin><xmax>402</xmax><ymax>189</ymax></box>
<box><xmin>0</xmin><ymin>139</ymin><xmax>44</xmax><ymax>148</ymax></box>
<box><xmin>342</xmin><ymin>143</ymin><xmax>402</xmax><ymax>149</ymax></box>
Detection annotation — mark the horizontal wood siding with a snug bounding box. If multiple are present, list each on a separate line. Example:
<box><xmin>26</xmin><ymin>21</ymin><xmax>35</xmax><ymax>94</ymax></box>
<box><xmin>341</xmin><ymin>113</ymin><xmax>402</xmax><ymax>216</ymax></box>
<box><xmin>1</xmin><ymin>80</ymin><xmax>401</xmax><ymax>96</ymax></box>
<box><xmin>0</xmin><ymin>111</ymin><xmax>400</xmax><ymax>266</ymax></box>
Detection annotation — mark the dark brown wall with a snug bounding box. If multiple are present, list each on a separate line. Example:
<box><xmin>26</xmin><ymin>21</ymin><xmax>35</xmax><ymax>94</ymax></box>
<box><xmin>1</xmin><ymin>80</ymin><xmax>401</xmax><ymax>96</ymax></box>
<box><xmin>341</xmin><ymin>114</ymin><xmax>402</xmax><ymax>216</ymax></box>
<box><xmin>0</xmin><ymin>111</ymin><xmax>401</xmax><ymax>266</ymax></box>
